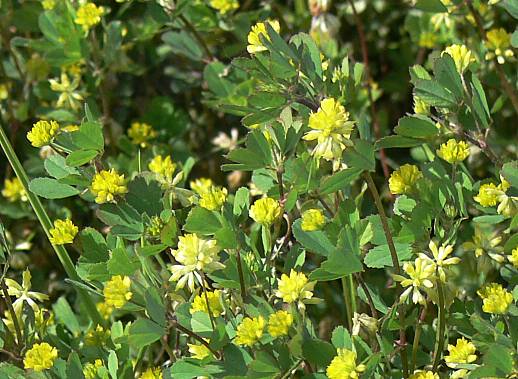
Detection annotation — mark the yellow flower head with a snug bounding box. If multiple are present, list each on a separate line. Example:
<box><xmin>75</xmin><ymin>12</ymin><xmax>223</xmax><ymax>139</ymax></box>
<box><xmin>41</xmin><ymin>0</ymin><xmax>56</xmax><ymax>10</ymax></box>
<box><xmin>437</xmin><ymin>139</ymin><xmax>470</xmax><ymax>164</ymax></box>
<box><xmin>170</xmin><ymin>234</ymin><xmax>223</xmax><ymax>291</ymax></box>
<box><xmin>96</xmin><ymin>301</ymin><xmax>113</xmax><ymax>320</ymax></box>
<box><xmin>199</xmin><ymin>186</ymin><xmax>228</xmax><ymax>211</ymax></box>
<box><xmin>394</xmin><ymin>257</ymin><xmax>435</xmax><ymax>304</ymax></box>
<box><xmin>209</xmin><ymin>0</ymin><xmax>239</xmax><ymax>14</ymax></box>
<box><xmin>474</xmin><ymin>183</ymin><xmax>504</xmax><ymax>207</ymax></box>
<box><xmin>49</xmin><ymin>219</ymin><xmax>78</xmax><ymax>245</ymax></box>
<box><xmin>485</xmin><ymin>28</ymin><xmax>514</xmax><ymax>64</ymax></box>
<box><xmin>128</xmin><ymin>122</ymin><xmax>157</xmax><ymax>148</ymax></box>
<box><xmin>303</xmin><ymin>98</ymin><xmax>355</xmax><ymax>162</ymax></box>
<box><xmin>267</xmin><ymin>310</ymin><xmax>293</xmax><ymax>338</ymax></box>
<box><xmin>418</xmin><ymin>32</ymin><xmax>438</xmax><ymax>48</ymax></box>
<box><xmin>103</xmin><ymin>275</ymin><xmax>132</xmax><ymax>309</ymax></box>
<box><xmin>445</xmin><ymin>337</ymin><xmax>477</xmax><ymax>368</ymax></box>
<box><xmin>247</xmin><ymin>20</ymin><xmax>280</xmax><ymax>54</ymax></box>
<box><xmin>250</xmin><ymin>197</ymin><xmax>282</xmax><ymax>225</ymax></box>
<box><xmin>301</xmin><ymin>208</ymin><xmax>325</xmax><ymax>231</ymax></box>
<box><xmin>276</xmin><ymin>270</ymin><xmax>315</xmax><ymax>306</ymax></box>
<box><xmin>49</xmin><ymin>72</ymin><xmax>84</xmax><ymax>110</ymax></box>
<box><xmin>83</xmin><ymin>359</ymin><xmax>104</xmax><ymax>379</ymax></box>
<box><xmin>388</xmin><ymin>164</ymin><xmax>423</xmax><ymax>195</ymax></box>
<box><xmin>326</xmin><ymin>349</ymin><xmax>366</xmax><ymax>379</ymax></box>
<box><xmin>149</xmin><ymin>155</ymin><xmax>176</xmax><ymax>183</ymax></box>
<box><xmin>27</xmin><ymin>120</ymin><xmax>60</xmax><ymax>147</ymax></box>
<box><xmin>140</xmin><ymin>367</ymin><xmax>163</xmax><ymax>379</ymax></box>
<box><xmin>85</xmin><ymin>325</ymin><xmax>110</xmax><ymax>346</ymax></box>
<box><xmin>0</xmin><ymin>83</ymin><xmax>8</xmax><ymax>100</ymax></box>
<box><xmin>147</xmin><ymin>216</ymin><xmax>164</xmax><ymax>237</ymax></box>
<box><xmin>462</xmin><ymin>226</ymin><xmax>504</xmax><ymax>263</ymax></box>
<box><xmin>2</xmin><ymin>177</ymin><xmax>28</xmax><ymax>202</ymax></box>
<box><xmin>477</xmin><ymin>283</ymin><xmax>513</xmax><ymax>314</ymax></box>
<box><xmin>235</xmin><ymin>316</ymin><xmax>265</xmax><ymax>346</ymax></box>
<box><xmin>188</xmin><ymin>343</ymin><xmax>212</xmax><ymax>360</ymax></box>
<box><xmin>90</xmin><ymin>169</ymin><xmax>128</xmax><ymax>204</ymax></box>
<box><xmin>190</xmin><ymin>178</ymin><xmax>214</xmax><ymax>195</ymax></box>
<box><xmin>24</xmin><ymin>342</ymin><xmax>58</xmax><ymax>372</ymax></box>
<box><xmin>508</xmin><ymin>247</ymin><xmax>518</xmax><ymax>268</ymax></box>
<box><xmin>190</xmin><ymin>289</ymin><xmax>225</xmax><ymax>317</ymax></box>
<box><xmin>413</xmin><ymin>96</ymin><xmax>430</xmax><ymax>115</ymax></box>
<box><xmin>408</xmin><ymin>371</ymin><xmax>439</xmax><ymax>379</ymax></box>
<box><xmin>443</xmin><ymin>44</ymin><xmax>475</xmax><ymax>73</ymax></box>
<box><xmin>75</xmin><ymin>3</ymin><xmax>103</xmax><ymax>31</ymax></box>
<box><xmin>419</xmin><ymin>240</ymin><xmax>460</xmax><ymax>282</ymax></box>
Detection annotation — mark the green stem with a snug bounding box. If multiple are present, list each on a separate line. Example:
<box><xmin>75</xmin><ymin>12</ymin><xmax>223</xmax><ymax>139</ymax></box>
<box><xmin>349</xmin><ymin>275</ymin><xmax>357</xmax><ymax>316</ymax></box>
<box><xmin>341</xmin><ymin>277</ymin><xmax>353</xmax><ymax>331</ymax></box>
<box><xmin>432</xmin><ymin>280</ymin><xmax>446</xmax><ymax>370</ymax></box>
<box><xmin>0</xmin><ymin>123</ymin><xmax>103</xmax><ymax>326</ymax></box>
<box><xmin>1</xmin><ymin>278</ymin><xmax>23</xmax><ymax>351</ymax></box>
<box><xmin>411</xmin><ymin>304</ymin><xmax>427</xmax><ymax>373</ymax></box>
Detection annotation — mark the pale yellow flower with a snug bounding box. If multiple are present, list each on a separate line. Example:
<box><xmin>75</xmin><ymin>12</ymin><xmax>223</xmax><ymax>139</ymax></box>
<box><xmin>235</xmin><ymin>316</ymin><xmax>265</xmax><ymax>346</ymax></box>
<box><xmin>188</xmin><ymin>342</ymin><xmax>212</xmax><ymax>360</ymax></box>
<box><xmin>24</xmin><ymin>343</ymin><xmax>58</xmax><ymax>372</ymax></box>
<box><xmin>140</xmin><ymin>367</ymin><xmax>163</xmax><ymax>379</ymax></box>
<box><xmin>419</xmin><ymin>240</ymin><xmax>460</xmax><ymax>282</ymax></box>
<box><xmin>247</xmin><ymin>20</ymin><xmax>280</xmax><ymax>54</ymax></box>
<box><xmin>27</xmin><ymin>120</ymin><xmax>60</xmax><ymax>147</ymax></box>
<box><xmin>393</xmin><ymin>257</ymin><xmax>435</xmax><ymax>304</ymax></box>
<box><xmin>190</xmin><ymin>178</ymin><xmax>214</xmax><ymax>195</ymax></box>
<box><xmin>276</xmin><ymin>270</ymin><xmax>315</xmax><ymax>310</ymax></box>
<box><xmin>388</xmin><ymin>164</ymin><xmax>422</xmax><ymax>195</ymax></box>
<box><xmin>75</xmin><ymin>3</ymin><xmax>103</xmax><ymax>31</ymax></box>
<box><xmin>408</xmin><ymin>371</ymin><xmax>439</xmax><ymax>379</ymax></box>
<box><xmin>508</xmin><ymin>247</ymin><xmax>518</xmax><ymax>268</ymax></box>
<box><xmin>442</xmin><ymin>44</ymin><xmax>475</xmax><ymax>73</ymax></box>
<box><xmin>462</xmin><ymin>226</ymin><xmax>504</xmax><ymax>263</ymax></box>
<box><xmin>267</xmin><ymin>310</ymin><xmax>293</xmax><ymax>337</ymax></box>
<box><xmin>5</xmin><ymin>269</ymin><xmax>49</xmax><ymax>316</ymax></box>
<box><xmin>326</xmin><ymin>349</ymin><xmax>366</xmax><ymax>379</ymax></box>
<box><xmin>2</xmin><ymin>177</ymin><xmax>28</xmax><ymax>202</ymax></box>
<box><xmin>300</xmin><ymin>209</ymin><xmax>325</xmax><ymax>231</ymax></box>
<box><xmin>128</xmin><ymin>122</ymin><xmax>157</xmax><ymax>148</ymax></box>
<box><xmin>190</xmin><ymin>290</ymin><xmax>225</xmax><ymax>317</ymax></box>
<box><xmin>83</xmin><ymin>359</ymin><xmax>104</xmax><ymax>379</ymax></box>
<box><xmin>477</xmin><ymin>283</ymin><xmax>513</xmax><ymax>314</ymax></box>
<box><xmin>209</xmin><ymin>0</ymin><xmax>239</xmax><ymax>14</ymax></box>
<box><xmin>49</xmin><ymin>73</ymin><xmax>84</xmax><ymax>110</ymax></box>
<box><xmin>250</xmin><ymin>197</ymin><xmax>282</xmax><ymax>226</ymax></box>
<box><xmin>485</xmin><ymin>28</ymin><xmax>514</xmax><ymax>64</ymax></box>
<box><xmin>199</xmin><ymin>186</ymin><xmax>228</xmax><ymax>211</ymax></box>
<box><xmin>436</xmin><ymin>139</ymin><xmax>470</xmax><ymax>164</ymax></box>
<box><xmin>445</xmin><ymin>337</ymin><xmax>477</xmax><ymax>368</ymax></box>
<box><xmin>103</xmin><ymin>275</ymin><xmax>132</xmax><ymax>309</ymax></box>
<box><xmin>149</xmin><ymin>155</ymin><xmax>176</xmax><ymax>183</ymax></box>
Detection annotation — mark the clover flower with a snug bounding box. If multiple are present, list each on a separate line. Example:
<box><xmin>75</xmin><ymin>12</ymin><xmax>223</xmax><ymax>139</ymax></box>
<box><xmin>27</xmin><ymin>120</ymin><xmax>60</xmax><ymax>147</ymax></box>
<box><xmin>49</xmin><ymin>219</ymin><xmax>78</xmax><ymax>245</ymax></box>
<box><xmin>147</xmin><ymin>216</ymin><xmax>164</xmax><ymax>237</ymax></box>
<box><xmin>235</xmin><ymin>316</ymin><xmax>265</xmax><ymax>346</ymax></box>
<box><xmin>436</xmin><ymin>139</ymin><xmax>470</xmax><ymax>164</ymax></box>
<box><xmin>419</xmin><ymin>240</ymin><xmax>460</xmax><ymax>282</ymax></box>
<box><xmin>190</xmin><ymin>290</ymin><xmax>225</xmax><ymax>317</ymax></box>
<box><xmin>199</xmin><ymin>186</ymin><xmax>228</xmax><ymax>211</ymax></box>
<box><xmin>276</xmin><ymin>270</ymin><xmax>315</xmax><ymax>310</ymax></box>
<box><xmin>209</xmin><ymin>0</ymin><xmax>239</xmax><ymax>14</ymax></box>
<box><xmin>41</xmin><ymin>0</ymin><xmax>56</xmax><ymax>10</ymax></box>
<box><xmin>188</xmin><ymin>342</ymin><xmax>212</xmax><ymax>360</ymax></box>
<box><xmin>140</xmin><ymin>367</ymin><xmax>163</xmax><ymax>379</ymax></box>
<box><xmin>393</xmin><ymin>257</ymin><xmax>435</xmax><ymax>304</ymax></box>
<box><xmin>388</xmin><ymin>164</ymin><xmax>423</xmax><ymax>195</ymax></box>
<box><xmin>250</xmin><ymin>197</ymin><xmax>282</xmax><ymax>226</ymax></box>
<box><xmin>413</xmin><ymin>96</ymin><xmax>430</xmax><ymax>115</ymax></box>
<box><xmin>303</xmin><ymin>98</ymin><xmax>355</xmax><ymax>163</ymax></box>
<box><xmin>485</xmin><ymin>28</ymin><xmax>514</xmax><ymax>64</ymax></box>
<box><xmin>301</xmin><ymin>208</ymin><xmax>325</xmax><ymax>231</ymax></box>
<box><xmin>75</xmin><ymin>3</ymin><xmax>103</xmax><ymax>31</ymax></box>
<box><xmin>190</xmin><ymin>178</ymin><xmax>214</xmax><ymax>195</ymax></box>
<box><xmin>267</xmin><ymin>310</ymin><xmax>293</xmax><ymax>337</ymax></box>
<box><xmin>149</xmin><ymin>155</ymin><xmax>176</xmax><ymax>184</ymax></box>
<box><xmin>508</xmin><ymin>247</ymin><xmax>518</xmax><ymax>268</ymax></box>
<box><xmin>103</xmin><ymin>275</ymin><xmax>132</xmax><ymax>309</ymax></box>
<box><xmin>445</xmin><ymin>337</ymin><xmax>477</xmax><ymax>368</ymax></box>
<box><xmin>83</xmin><ymin>359</ymin><xmax>103</xmax><ymax>379</ymax></box>
<box><xmin>418</xmin><ymin>32</ymin><xmax>438</xmax><ymax>48</ymax></box>
<box><xmin>49</xmin><ymin>73</ymin><xmax>84</xmax><ymax>110</ymax></box>
<box><xmin>96</xmin><ymin>301</ymin><xmax>113</xmax><ymax>320</ymax></box>
<box><xmin>474</xmin><ymin>182</ymin><xmax>503</xmax><ymax>207</ymax></box>
<box><xmin>326</xmin><ymin>349</ymin><xmax>366</xmax><ymax>379</ymax></box>
<box><xmin>5</xmin><ymin>269</ymin><xmax>49</xmax><ymax>316</ymax></box>
<box><xmin>442</xmin><ymin>44</ymin><xmax>475</xmax><ymax>73</ymax></box>
<box><xmin>169</xmin><ymin>234</ymin><xmax>223</xmax><ymax>291</ymax></box>
<box><xmin>85</xmin><ymin>325</ymin><xmax>110</xmax><ymax>346</ymax></box>
<box><xmin>24</xmin><ymin>342</ymin><xmax>58</xmax><ymax>372</ymax></box>
<box><xmin>128</xmin><ymin>122</ymin><xmax>157</xmax><ymax>148</ymax></box>
<box><xmin>477</xmin><ymin>283</ymin><xmax>513</xmax><ymax>314</ymax></box>
<box><xmin>462</xmin><ymin>226</ymin><xmax>504</xmax><ymax>263</ymax></box>
<box><xmin>2</xmin><ymin>177</ymin><xmax>28</xmax><ymax>202</ymax></box>
<box><xmin>0</xmin><ymin>83</ymin><xmax>8</xmax><ymax>100</ymax></box>
<box><xmin>247</xmin><ymin>20</ymin><xmax>280</xmax><ymax>54</ymax></box>
<box><xmin>91</xmin><ymin>169</ymin><xmax>128</xmax><ymax>204</ymax></box>
<box><xmin>408</xmin><ymin>371</ymin><xmax>439</xmax><ymax>379</ymax></box>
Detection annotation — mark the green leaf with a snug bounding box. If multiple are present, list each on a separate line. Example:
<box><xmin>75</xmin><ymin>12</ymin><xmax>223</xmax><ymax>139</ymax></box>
<box><xmin>29</xmin><ymin>177</ymin><xmax>80</xmax><ymax>199</ymax></box>
<box><xmin>108</xmin><ymin>350</ymin><xmax>118</xmax><ymax>379</ymax></box>
<box><xmin>433</xmin><ymin>54</ymin><xmax>463</xmax><ymax>100</ymax></box>
<box><xmin>162</xmin><ymin>31</ymin><xmax>203</xmax><ymax>61</ymax></box>
<box><xmin>331</xmin><ymin>326</ymin><xmax>352</xmax><ymax>349</ymax></box>
<box><xmin>512</xmin><ymin>29</ymin><xmax>518</xmax><ymax>48</ymax></box>
<box><xmin>482</xmin><ymin>344</ymin><xmax>514</xmax><ymax>376</ymax></box>
<box><xmin>65</xmin><ymin>149</ymin><xmax>98</xmax><ymax>167</ymax></box>
<box><xmin>310</xmin><ymin>243</ymin><xmax>363</xmax><ymax>281</ymax></box>
<box><xmin>248</xmin><ymin>351</ymin><xmax>280</xmax><ymax>378</ymax></box>
<box><xmin>53</xmin><ymin>296</ymin><xmax>81</xmax><ymax>335</ymax></box>
<box><xmin>126</xmin><ymin>177</ymin><xmax>162</xmax><ymax>217</ymax></box>
<box><xmin>470</xmin><ymin>75</ymin><xmax>490</xmax><ymax>128</ymax></box>
<box><xmin>364</xmin><ymin>243</ymin><xmax>414</xmax><ymax>268</ymax></box>
<box><xmin>70</xmin><ymin>121</ymin><xmax>104</xmax><ymax>151</ymax></box>
<box><xmin>128</xmin><ymin>319</ymin><xmax>165</xmax><ymax>347</ymax></box>
<box><xmin>415</xmin><ymin>0</ymin><xmax>448</xmax><ymax>12</ymax></box>
<box><xmin>79</xmin><ymin>228</ymin><xmax>109</xmax><ymax>263</ymax></box>
<box><xmin>107</xmin><ymin>247</ymin><xmax>140</xmax><ymax>276</ymax></box>
<box><xmin>501</xmin><ymin>160</ymin><xmax>518</xmax><ymax>189</ymax></box>
<box><xmin>395</xmin><ymin>115</ymin><xmax>438</xmax><ymax>138</ymax></box>
<box><xmin>97</xmin><ymin>203</ymin><xmax>143</xmax><ymax>240</ymax></box>
<box><xmin>320</xmin><ymin>168</ymin><xmax>362</xmax><ymax>195</ymax></box>
<box><xmin>343</xmin><ymin>140</ymin><xmax>375</xmax><ymax>172</ymax></box>
<box><xmin>44</xmin><ymin>155</ymin><xmax>79</xmax><ymax>179</ymax></box>
<box><xmin>302</xmin><ymin>339</ymin><xmax>335</xmax><ymax>367</ymax></box>
<box><xmin>502</xmin><ymin>0</ymin><xmax>518</xmax><ymax>19</ymax></box>
<box><xmin>66</xmin><ymin>352</ymin><xmax>84</xmax><ymax>379</ymax></box>
<box><xmin>184</xmin><ymin>207</ymin><xmax>222</xmax><ymax>235</ymax></box>
<box><xmin>375</xmin><ymin>135</ymin><xmax>423</xmax><ymax>149</ymax></box>
<box><xmin>170</xmin><ymin>360</ymin><xmax>223</xmax><ymax>379</ymax></box>
<box><xmin>292</xmin><ymin>219</ymin><xmax>334</xmax><ymax>257</ymax></box>
<box><xmin>414</xmin><ymin>79</ymin><xmax>457</xmax><ymax>108</ymax></box>
<box><xmin>233</xmin><ymin>187</ymin><xmax>250</xmax><ymax>216</ymax></box>
<box><xmin>145</xmin><ymin>288</ymin><xmax>166</xmax><ymax>327</ymax></box>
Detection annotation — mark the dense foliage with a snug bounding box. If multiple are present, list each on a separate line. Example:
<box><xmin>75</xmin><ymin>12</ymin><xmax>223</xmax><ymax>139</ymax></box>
<box><xmin>1</xmin><ymin>0</ymin><xmax>518</xmax><ymax>378</ymax></box>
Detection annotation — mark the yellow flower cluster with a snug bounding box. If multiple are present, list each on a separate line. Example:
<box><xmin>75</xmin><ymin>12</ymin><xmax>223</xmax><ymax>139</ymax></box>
<box><xmin>477</xmin><ymin>283</ymin><xmax>513</xmax><ymax>314</ymax></box>
<box><xmin>247</xmin><ymin>20</ymin><xmax>280</xmax><ymax>54</ymax></box>
<box><xmin>394</xmin><ymin>257</ymin><xmax>435</xmax><ymax>304</ymax></box>
<box><xmin>418</xmin><ymin>32</ymin><xmax>438</xmax><ymax>48</ymax></box>
<box><xmin>235</xmin><ymin>316</ymin><xmax>265</xmax><ymax>346</ymax></box>
<box><xmin>408</xmin><ymin>371</ymin><xmax>439</xmax><ymax>379</ymax></box>
<box><xmin>303</xmin><ymin>98</ymin><xmax>355</xmax><ymax>163</ymax></box>
<box><xmin>27</xmin><ymin>120</ymin><xmax>60</xmax><ymax>147</ymax></box>
<box><xmin>190</xmin><ymin>290</ymin><xmax>224</xmax><ymax>317</ymax></box>
<box><xmin>485</xmin><ymin>28</ymin><xmax>514</xmax><ymax>64</ymax></box>
<box><xmin>436</xmin><ymin>139</ymin><xmax>470</xmax><ymax>164</ymax></box>
<box><xmin>199</xmin><ymin>186</ymin><xmax>228</xmax><ymax>211</ymax></box>
<box><xmin>388</xmin><ymin>164</ymin><xmax>422</xmax><ymax>195</ymax></box>
<box><xmin>147</xmin><ymin>216</ymin><xmax>164</xmax><ymax>237</ymax></box>
<box><xmin>90</xmin><ymin>169</ymin><xmax>128</xmax><ymax>204</ymax></box>
<box><xmin>250</xmin><ymin>197</ymin><xmax>282</xmax><ymax>225</ymax></box>
<box><xmin>128</xmin><ymin>122</ymin><xmax>157</xmax><ymax>148</ymax></box>
<box><xmin>326</xmin><ymin>349</ymin><xmax>366</xmax><ymax>379</ymax></box>
<box><xmin>209</xmin><ymin>0</ymin><xmax>239</xmax><ymax>14</ymax></box>
<box><xmin>276</xmin><ymin>270</ymin><xmax>315</xmax><ymax>308</ymax></box>
<box><xmin>474</xmin><ymin>177</ymin><xmax>517</xmax><ymax>216</ymax></box>
<box><xmin>103</xmin><ymin>275</ymin><xmax>132</xmax><ymax>309</ymax></box>
<box><xmin>443</xmin><ymin>44</ymin><xmax>475</xmax><ymax>73</ymax></box>
<box><xmin>49</xmin><ymin>219</ymin><xmax>78</xmax><ymax>245</ymax></box>
<box><xmin>474</xmin><ymin>182</ymin><xmax>502</xmax><ymax>207</ymax></box>
<box><xmin>2</xmin><ymin>177</ymin><xmax>28</xmax><ymax>202</ymax></box>
<box><xmin>140</xmin><ymin>367</ymin><xmax>163</xmax><ymax>379</ymax></box>
<box><xmin>190</xmin><ymin>178</ymin><xmax>213</xmax><ymax>195</ymax></box>
<box><xmin>0</xmin><ymin>83</ymin><xmax>8</xmax><ymax>100</ymax></box>
<box><xmin>85</xmin><ymin>325</ymin><xmax>110</xmax><ymax>346</ymax></box>
<box><xmin>445</xmin><ymin>337</ymin><xmax>477</xmax><ymax>368</ymax></box>
<box><xmin>419</xmin><ymin>240</ymin><xmax>460</xmax><ymax>282</ymax></box>
<box><xmin>75</xmin><ymin>3</ymin><xmax>103</xmax><ymax>31</ymax></box>
<box><xmin>149</xmin><ymin>155</ymin><xmax>176</xmax><ymax>183</ymax></box>
<box><xmin>24</xmin><ymin>342</ymin><xmax>58</xmax><ymax>372</ymax></box>
<box><xmin>267</xmin><ymin>310</ymin><xmax>293</xmax><ymax>337</ymax></box>
<box><xmin>41</xmin><ymin>0</ymin><xmax>56</xmax><ymax>10</ymax></box>
<box><xmin>49</xmin><ymin>73</ymin><xmax>84</xmax><ymax>110</ymax></box>
<box><xmin>413</xmin><ymin>96</ymin><xmax>430</xmax><ymax>115</ymax></box>
<box><xmin>83</xmin><ymin>359</ymin><xmax>104</xmax><ymax>379</ymax></box>
<box><xmin>301</xmin><ymin>208</ymin><xmax>325</xmax><ymax>231</ymax></box>
<box><xmin>508</xmin><ymin>247</ymin><xmax>518</xmax><ymax>268</ymax></box>
<box><xmin>97</xmin><ymin>301</ymin><xmax>113</xmax><ymax>320</ymax></box>
<box><xmin>188</xmin><ymin>343</ymin><xmax>212</xmax><ymax>360</ymax></box>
